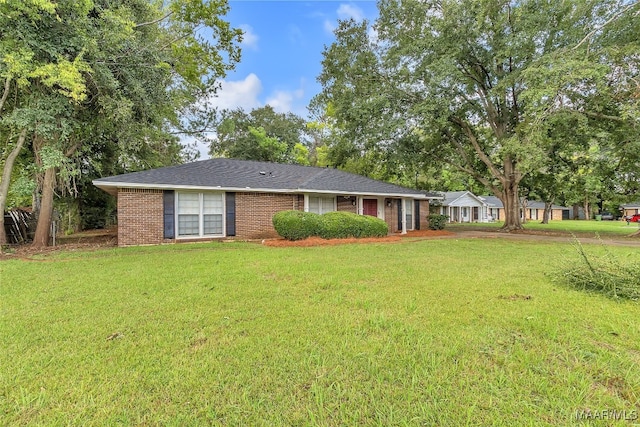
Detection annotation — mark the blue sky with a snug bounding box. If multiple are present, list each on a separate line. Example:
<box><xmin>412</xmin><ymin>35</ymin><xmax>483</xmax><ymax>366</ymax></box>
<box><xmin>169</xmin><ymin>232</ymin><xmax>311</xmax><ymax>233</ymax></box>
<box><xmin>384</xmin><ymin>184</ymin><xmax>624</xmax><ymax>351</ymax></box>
<box><xmin>208</xmin><ymin>1</ymin><xmax>379</xmax><ymax>118</ymax></box>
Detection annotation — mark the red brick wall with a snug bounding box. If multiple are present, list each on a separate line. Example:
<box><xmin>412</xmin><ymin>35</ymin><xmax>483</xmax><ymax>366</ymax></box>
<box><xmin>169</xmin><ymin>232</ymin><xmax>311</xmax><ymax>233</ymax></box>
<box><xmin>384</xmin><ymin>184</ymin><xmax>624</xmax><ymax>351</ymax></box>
<box><xmin>117</xmin><ymin>189</ymin><xmax>165</xmax><ymax>246</ymax></box>
<box><xmin>384</xmin><ymin>199</ymin><xmax>397</xmax><ymax>232</ymax></box>
<box><xmin>337</xmin><ymin>196</ymin><xmax>357</xmax><ymax>213</ymax></box>
<box><xmin>235</xmin><ymin>192</ymin><xmax>301</xmax><ymax>239</ymax></box>
<box><xmin>418</xmin><ymin>200</ymin><xmax>430</xmax><ymax>230</ymax></box>
<box><xmin>383</xmin><ymin>199</ymin><xmax>430</xmax><ymax>233</ymax></box>
<box><xmin>116</xmin><ymin>189</ymin><xmax>430</xmax><ymax>245</ymax></box>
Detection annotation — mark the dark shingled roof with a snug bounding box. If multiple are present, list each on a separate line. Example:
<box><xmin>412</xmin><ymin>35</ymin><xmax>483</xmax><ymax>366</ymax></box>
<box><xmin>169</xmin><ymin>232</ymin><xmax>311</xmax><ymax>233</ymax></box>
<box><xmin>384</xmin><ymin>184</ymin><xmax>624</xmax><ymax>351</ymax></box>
<box><xmin>479</xmin><ymin>195</ymin><xmax>569</xmax><ymax>210</ymax></box>
<box><xmin>93</xmin><ymin>158</ymin><xmax>441</xmax><ymax>198</ymax></box>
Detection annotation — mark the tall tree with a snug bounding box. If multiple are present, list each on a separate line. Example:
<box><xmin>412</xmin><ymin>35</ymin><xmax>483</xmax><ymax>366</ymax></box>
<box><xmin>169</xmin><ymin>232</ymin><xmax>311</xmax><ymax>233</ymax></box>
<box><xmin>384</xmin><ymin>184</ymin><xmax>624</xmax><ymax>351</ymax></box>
<box><xmin>209</xmin><ymin>106</ymin><xmax>309</xmax><ymax>164</ymax></box>
<box><xmin>314</xmin><ymin>0</ymin><xmax>640</xmax><ymax>231</ymax></box>
<box><xmin>0</xmin><ymin>0</ymin><xmax>242</xmax><ymax>246</ymax></box>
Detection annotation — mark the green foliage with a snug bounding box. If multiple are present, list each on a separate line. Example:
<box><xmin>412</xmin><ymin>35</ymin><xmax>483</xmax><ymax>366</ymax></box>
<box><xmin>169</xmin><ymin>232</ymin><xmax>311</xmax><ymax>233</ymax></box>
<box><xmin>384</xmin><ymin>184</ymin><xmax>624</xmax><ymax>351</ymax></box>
<box><xmin>552</xmin><ymin>238</ymin><xmax>640</xmax><ymax>300</ymax></box>
<box><xmin>210</xmin><ymin>106</ymin><xmax>309</xmax><ymax>164</ymax></box>
<box><xmin>314</xmin><ymin>0</ymin><xmax>640</xmax><ymax>230</ymax></box>
<box><xmin>272</xmin><ymin>210</ymin><xmax>322</xmax><ymax>241</ymax></box>
<box><xmin>1</xmin><ymin>0</ymin><xmax>243</xmax><ymax>242</ymax></box>
<box><xmin>248</xmin><ymin>126</ymin><xmax>288</xmax><ymax>163</ymax></box>
<box><xmin>6</xmin><ymin>169</ymin><xmax>35</xmax><ymax>209</ymax></box>
<box><xmin>272</xmin><ymin>210</ymin><xmax>388</xmax><ymax>240</ymax></box>
<box><xmin>427</xmin><ymin>214</ymin><xmax>449</xmax><ymax>230</ymax></box>
<box><xmin>317</xmin><ymin>211</ymin><xmax>388</xmax><ymax>239</ymax></box>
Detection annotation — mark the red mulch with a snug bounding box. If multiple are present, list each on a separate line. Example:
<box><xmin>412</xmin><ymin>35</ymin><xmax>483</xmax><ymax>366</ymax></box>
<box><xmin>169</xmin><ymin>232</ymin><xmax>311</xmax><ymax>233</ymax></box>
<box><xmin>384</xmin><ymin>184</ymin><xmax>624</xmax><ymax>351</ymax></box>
<box><xmin>0</xmin><ymin>228</ymin><xmax>456</xmax><ymax>259</ymax></box>
<box><xmin>262</xmin><ymin>229</ymin><xmax>455</xmax><ymax>247</ymax></box>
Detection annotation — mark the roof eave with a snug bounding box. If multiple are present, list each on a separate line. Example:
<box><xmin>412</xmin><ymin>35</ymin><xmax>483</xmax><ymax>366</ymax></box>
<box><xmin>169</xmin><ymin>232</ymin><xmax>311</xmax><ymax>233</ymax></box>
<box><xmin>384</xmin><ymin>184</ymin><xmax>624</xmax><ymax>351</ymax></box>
<box><xmin>92</xmin><ymin>181</ymin><xmax>440</xmax><ymax>199</ymax></box>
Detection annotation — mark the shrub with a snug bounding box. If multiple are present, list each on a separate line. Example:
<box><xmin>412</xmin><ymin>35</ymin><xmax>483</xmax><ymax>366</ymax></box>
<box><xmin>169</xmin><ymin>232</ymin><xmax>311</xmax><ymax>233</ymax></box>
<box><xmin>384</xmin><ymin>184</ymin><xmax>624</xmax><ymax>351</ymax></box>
<box><xmin>272</xmin><ymin>210</ymin><xmax>321</xmax><ymax>241</ymax></box>
<box><xmin>318</xmin><ymin>211</ymin><xmax>388</xmax><ymax>239</ymax></box>
<box><xmin>359</xmin><ymin>214</ymin><xmax>389</xmax><ymax>238</ymax></box>
<box><xmin>551</xmin><ymin>238</ymin><xmax>640</xmax><ymax>300</ymax></box>
<box><xmin>272</xmin><ymin>210</ymin><xmax>389</xmax><ymax>240</ymax></box>
<box><xmin>317</xmin><ymin>212</ymin><xmax>354</xmax><ymax>239</ymax></box>
<box><xmin>427</xmin><ymin>214</ymin><xmax>449</xmax><ymax>230</ymax></box>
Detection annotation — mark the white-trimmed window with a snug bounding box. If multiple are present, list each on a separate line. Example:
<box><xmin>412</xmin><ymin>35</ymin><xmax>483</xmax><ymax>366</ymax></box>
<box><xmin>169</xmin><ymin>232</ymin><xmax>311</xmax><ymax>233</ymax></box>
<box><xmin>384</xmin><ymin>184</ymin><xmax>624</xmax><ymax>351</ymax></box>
<box><xmin>307</xmin><ymin>195</ymin><xmax>336</xmax><ymax>214</ymax></box>
<box><xmin>177</xmin><ymin>192</ymin><xmax>224</xmax><ymax>237</ymax></box>
<box><xmin>404</xmin><ymin>199</ymin><xmax>414</xmax><ymax>230</ymax></box>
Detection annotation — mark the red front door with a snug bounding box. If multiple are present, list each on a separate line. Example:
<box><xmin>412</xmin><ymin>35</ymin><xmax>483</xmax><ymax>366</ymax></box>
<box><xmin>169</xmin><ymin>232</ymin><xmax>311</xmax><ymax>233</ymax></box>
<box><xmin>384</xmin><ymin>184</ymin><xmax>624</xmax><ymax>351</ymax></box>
<box><xmin>363</xmin><ymin>199</ymin><xmax>378</xmax><ymax>217</ymax></box>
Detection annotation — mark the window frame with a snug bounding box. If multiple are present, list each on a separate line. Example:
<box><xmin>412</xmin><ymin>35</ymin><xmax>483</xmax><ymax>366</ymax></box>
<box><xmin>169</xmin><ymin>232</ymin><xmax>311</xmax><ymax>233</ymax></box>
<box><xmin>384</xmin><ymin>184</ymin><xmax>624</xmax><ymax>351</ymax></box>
<box><xmin>404</xmin><ymin>199</ymin><xmax>414</xmax><ymax>231</ymax></box>
<box><xmin>176</xmin><ymin>191</ymin><xmax>225</xmax><ymax>239</ymax></box>
<box><xmin>305</xmin><ymin>194</ymin><xmax>337</xmax><ymax>214</ymax></box>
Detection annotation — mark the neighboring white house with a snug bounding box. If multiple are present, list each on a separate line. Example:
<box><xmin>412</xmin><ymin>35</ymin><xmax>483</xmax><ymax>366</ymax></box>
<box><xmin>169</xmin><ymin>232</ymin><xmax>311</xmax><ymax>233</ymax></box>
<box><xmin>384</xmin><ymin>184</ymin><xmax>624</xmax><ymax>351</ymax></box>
<box><xmin>437</xmin><ymin>191</ymin><xmax>490</xmax><ymax>223</ymax></box>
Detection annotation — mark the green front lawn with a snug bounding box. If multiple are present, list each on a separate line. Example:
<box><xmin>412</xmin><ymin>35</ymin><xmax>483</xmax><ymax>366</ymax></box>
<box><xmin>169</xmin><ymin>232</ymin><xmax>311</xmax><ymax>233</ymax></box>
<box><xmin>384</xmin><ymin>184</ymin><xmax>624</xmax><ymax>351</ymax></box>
<box><xmin>1</xmin><ymin>239</ymin><xmax>639</xmax><ymax>426</ymax></box>
<box><xmin>450</xmin><ymin>219</ymin><xmax>640</xmax><ymax>237</ymax></box>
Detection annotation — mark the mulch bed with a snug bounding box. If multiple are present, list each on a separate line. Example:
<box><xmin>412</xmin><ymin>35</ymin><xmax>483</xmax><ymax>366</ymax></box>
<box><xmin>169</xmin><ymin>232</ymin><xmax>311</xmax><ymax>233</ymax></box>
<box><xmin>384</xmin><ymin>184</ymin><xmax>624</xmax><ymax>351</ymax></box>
<box><xmin>262</xmin><ymin>229</ymin><xmax>455</xmax><ymax>247</ymax></box>
<box><xmin>1</xmin><ymin>228</ymin><xmax>456</xmax><ymax>259</ymax></box>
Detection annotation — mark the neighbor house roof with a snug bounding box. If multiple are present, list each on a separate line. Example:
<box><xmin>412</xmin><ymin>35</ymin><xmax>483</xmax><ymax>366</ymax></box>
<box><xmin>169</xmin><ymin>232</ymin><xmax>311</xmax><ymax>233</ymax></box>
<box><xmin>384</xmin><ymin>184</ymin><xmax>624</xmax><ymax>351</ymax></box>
<box><xmin>478</xmin><ymin>195</ymin><xmax>503</xmax><ymax>208</ymax></box>
<box><xmin>440</xmin><ymin>191</ymin><xmax>486</xmax><ymax>206</ymax></box>
<box><xmin>93</xmin><ymin>158</ymin><xmax>442</xmax><ymax>199</ymax></box>
<box><xmin>621</xmin><ymin>201</ymin><xmax>640</xmax><ymax>208</ymax></box>
<box><xmin>478</xmin><ymin>195</ymin><xmax>568</xmax><ymax>210</ymax></box>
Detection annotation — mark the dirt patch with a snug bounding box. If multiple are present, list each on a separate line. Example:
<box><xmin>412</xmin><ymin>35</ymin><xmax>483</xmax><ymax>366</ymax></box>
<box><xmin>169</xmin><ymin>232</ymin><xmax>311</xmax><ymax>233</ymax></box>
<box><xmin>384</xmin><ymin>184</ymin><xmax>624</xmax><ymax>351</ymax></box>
<box><xmin>498</xmin><ymin>294</ymin><xmax>533</xmax><ymax>301</ymax></box>
<box><xmin>262</xmin><ymin>229</ymin><xmax>455</xmax><ymax>247</ymax></box>
<box><xmin>0</xmin><ymin>228</ymin><xmax>117</xmax><ymax>260</ymax></box>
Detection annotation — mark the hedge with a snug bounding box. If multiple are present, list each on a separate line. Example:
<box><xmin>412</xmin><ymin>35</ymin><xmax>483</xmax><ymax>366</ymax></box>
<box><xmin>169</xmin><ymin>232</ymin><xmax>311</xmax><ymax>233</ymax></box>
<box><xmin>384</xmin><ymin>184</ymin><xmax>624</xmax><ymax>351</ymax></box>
<box><xmin>272</xmin><ymin>210</ymin><xmax>389</xmax><ymax>240</ymax></box>
<box><xmin>427</xmin><ymin>214</ymin><xmax>449</xmax><ymax>230</ymax></box>
<box><xmin>272</xmin><ymin>210</ymin><xmax>322</xmax><ymax>241</ymax></box>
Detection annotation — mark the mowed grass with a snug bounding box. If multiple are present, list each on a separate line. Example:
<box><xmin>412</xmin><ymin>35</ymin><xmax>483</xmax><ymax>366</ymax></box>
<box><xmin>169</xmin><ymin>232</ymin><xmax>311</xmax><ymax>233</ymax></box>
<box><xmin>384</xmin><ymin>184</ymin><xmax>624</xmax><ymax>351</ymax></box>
<box><xmin>450</xmin><ymin>219</ymin><xmax>640</xmax><ymax>237</ymax></box>
<box><xmin>1</xmin><ymin>238</ymin><xmax>639</xmax><ymax>426</ymax></box>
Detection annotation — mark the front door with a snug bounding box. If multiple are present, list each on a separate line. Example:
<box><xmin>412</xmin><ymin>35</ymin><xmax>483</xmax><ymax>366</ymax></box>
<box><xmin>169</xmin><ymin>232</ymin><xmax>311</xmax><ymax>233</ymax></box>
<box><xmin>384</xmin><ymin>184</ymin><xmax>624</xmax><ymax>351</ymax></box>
<box><xmin>363</xmin><ymin>199</ymin><xmax>378</xmax><ymax>217</ymax></box>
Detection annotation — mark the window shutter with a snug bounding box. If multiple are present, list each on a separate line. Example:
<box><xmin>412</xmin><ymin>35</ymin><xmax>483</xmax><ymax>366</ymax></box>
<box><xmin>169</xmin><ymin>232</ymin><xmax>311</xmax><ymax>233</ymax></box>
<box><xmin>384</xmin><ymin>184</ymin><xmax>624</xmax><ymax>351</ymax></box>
<box><xmin>225</xmin><ymin>192</ymin><xmax>236</xmax><ymax>236</ymax></box>
<box><xmin>414</xmin><ymin>200</ymin><xmax>420</xmax><ymax>230</ymax></box>
<box><xmin>397</xmin><ymin>199</ymin><xmax>402</xmax><ymax>230</ymax></box>
<box><xmin>163</xmin><ymin>190</ymin><xmax>175</xmax><ymax>239</ymax></box>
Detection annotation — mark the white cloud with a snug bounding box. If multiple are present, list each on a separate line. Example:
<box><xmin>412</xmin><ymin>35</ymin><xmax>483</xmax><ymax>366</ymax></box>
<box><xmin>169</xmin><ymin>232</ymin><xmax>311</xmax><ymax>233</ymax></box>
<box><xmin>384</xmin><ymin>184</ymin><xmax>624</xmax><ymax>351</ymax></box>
<box><xmin>288</xmin><ymin>25</ymin><xmax>304</xmax><ymax>45</ymax></box>
<box><xmin>265</xmin><ymin>88</ymin><xmax>305</xmax><ymax>115</ymax></box>
<box><xmin>187</xmin><ymin>74</ymin><xmax>264</xmax><ymax>159</ymax></box>
<box><xmin>184</xmin><ymin>78</ymin><xmax>310</xmax><ymax>159</ymax></box>
<box><xmin>337</xmin><ymin>3</ymin><xmax>365</xmax><ymax>21</ymax></box>
<box><xmin>323</xmin><ymin>19</ymin><xmax>335</xmax><ymax>35</ymax></box>
<box><xmin>239</xmin><ymin>24</ymin><xmax>258</xmax><ymax>50</ymax></box>
<box><xmin>323</xmin><ymin>3</ymin><xmax>366</xmax><ymax>36</ymax></box>
<box><xmin>208</xmin><ymin>73</ymin><xmax>263</xmax><ymax>111</ymax></box>
<box><xmin>368</xmin><ymin>26</ymin><xmax>379</xmax><ymax>44</ymax></box>
<box><xmin>180</xmin><ymin>135</ymin><xmax>210</xmax><ymax>161</ymax></box>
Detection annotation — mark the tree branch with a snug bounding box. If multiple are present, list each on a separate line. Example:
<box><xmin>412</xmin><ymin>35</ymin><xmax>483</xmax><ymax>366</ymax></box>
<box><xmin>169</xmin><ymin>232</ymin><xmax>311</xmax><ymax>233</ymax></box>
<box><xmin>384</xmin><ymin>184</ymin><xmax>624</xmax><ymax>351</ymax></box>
<box><xmin>582</xmin><ymin>110</ymin><xmax>626</xmax><ymax>122</ymax></box>
<box><xmin>573</xmin><ymin>1</ymin><xmax>639</xmax><ymax>50</ymax></box>
<box><xmin>0</xmin><ymin>76</ymin><xmax>11</xmax><ymax>115</ymax></box>
<box><xmin>134</xmin><ymin>11</ymin><xmax>173</xmax><ymax>28</ymax></box>
<box><xmin>448</xmin><ymin>116</ymin><xmax>504</xmax><ymax>181</ymax></box>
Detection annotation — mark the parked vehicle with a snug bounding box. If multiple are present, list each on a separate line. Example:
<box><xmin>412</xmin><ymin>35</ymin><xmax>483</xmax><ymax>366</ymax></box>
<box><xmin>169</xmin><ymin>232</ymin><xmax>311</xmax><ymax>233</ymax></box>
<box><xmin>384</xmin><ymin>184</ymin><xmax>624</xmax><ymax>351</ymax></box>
<box><xmin>600</xmin><ymin>211</ymin><xmax>614</xmax><ymax>220</ymax></box>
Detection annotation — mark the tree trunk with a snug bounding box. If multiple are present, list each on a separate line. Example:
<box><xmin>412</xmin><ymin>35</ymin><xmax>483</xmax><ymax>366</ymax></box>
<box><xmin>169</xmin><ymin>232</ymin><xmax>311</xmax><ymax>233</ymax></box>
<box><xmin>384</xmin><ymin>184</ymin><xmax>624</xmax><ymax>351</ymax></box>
<box><xmin>583</xmin><ymin>198</ymin><xmax>591</xmax><ymax>221</ymax></box>
<box><xmin>541</xmin><ymin>201</ymin><xmax>552</xmax><ymax>224</ymax></box>
<box><xmin>0</xmin><ymin>129</ymin><xmax>27</xmax><ymax>246</ymax></box>
<box><xmin>32</xmin><ymin>167</ymin><xmax>56</xmax><ymax>247</ymax></box>
<box><xmin>500</xmin><ymin>181</ymin><xmax>522</xmax><ymax>231</ymax></box>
